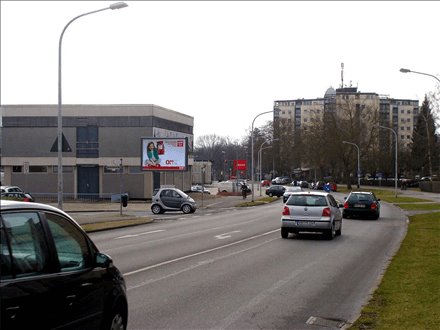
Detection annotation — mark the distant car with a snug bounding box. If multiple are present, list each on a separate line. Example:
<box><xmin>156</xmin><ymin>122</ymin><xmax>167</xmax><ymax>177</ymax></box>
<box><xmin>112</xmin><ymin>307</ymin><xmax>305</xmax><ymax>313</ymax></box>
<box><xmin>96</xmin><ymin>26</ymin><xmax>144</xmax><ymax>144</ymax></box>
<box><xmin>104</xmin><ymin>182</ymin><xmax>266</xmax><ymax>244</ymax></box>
<box><xmin>0</xmin><ymin>200</ymin><xmax>128</xmax><ymax>330</ymax></box>
<box><xmin>151</xmin><ymin>187</ymin><xmax>197</xmax><ymax>214</ymax></box>
<box><xmin>343</xmin><ymin>191</ymin><xmax>381</xmax><ymax>220</ymax></box>
<box><xmin>283</xmin><ymin>186</ymin><xmax>303</xmax><ymax>203</ymax></box>
<box><xmin>281</xmin><ymin>191</ymin><xmax>343</xmax><ymax>239</ymax></box>
<box><xmin>314</xmin><ymin>181</ymin><xmax>325</xmax><ymax>190</ymax></box>
<box><xmin>261</xmin><ymin>180</ymin><xmax>271</xmax><ymax>187</ymax></box>
<box><xmin>1</xmin><ymin>191</ymin><xmax>34</xmax><ymax>202</ymax></box>
<box><xmin>265</xmin><ymin>185</ymin><xmax>286</xmax><ymax>197</ymax></box>
<box><xmin>1</xmin><ymin>185</ymin><xmax>34</xmax><ymax>201</ymax></box>
<box><xmin>191</xmin><ymin>185</ymin><xmax>211</xmax><ymax>194</ymax></box>
<box><xmin>323</xmin><ymin>182</ymin><xmax>337</xmax><ymax>192</ymax></box>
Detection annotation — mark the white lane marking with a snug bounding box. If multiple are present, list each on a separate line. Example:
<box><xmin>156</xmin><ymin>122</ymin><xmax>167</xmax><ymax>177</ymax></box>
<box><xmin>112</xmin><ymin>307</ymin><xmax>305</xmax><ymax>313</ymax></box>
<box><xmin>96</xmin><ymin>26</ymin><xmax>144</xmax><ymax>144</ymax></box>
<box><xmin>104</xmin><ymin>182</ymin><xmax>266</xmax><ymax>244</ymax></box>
<box><xmin>215</xmin><ymin>231</ymin><xmax>241</xmax><ymax>239</ymax></box>
<box><xmin>128</xmin><ymin>236</ymin><xmax>278</xmax><ymax>290</ymax></box>
<box><xmin>123</xmin><ymin>229</ymin><xmax>279</xmax><ymax>276</ymax></box>
<box><xmin>115</xmin><ymin>230</ymin><xmax>165</xmax><ymax>239</ymax></box>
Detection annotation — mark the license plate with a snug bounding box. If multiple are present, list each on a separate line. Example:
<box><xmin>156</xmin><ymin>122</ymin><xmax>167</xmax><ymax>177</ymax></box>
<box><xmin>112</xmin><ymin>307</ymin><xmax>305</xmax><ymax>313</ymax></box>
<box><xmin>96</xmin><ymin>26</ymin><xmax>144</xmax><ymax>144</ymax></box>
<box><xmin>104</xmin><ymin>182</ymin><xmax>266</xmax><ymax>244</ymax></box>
<box><xmin>354</xmin><ymin>204</ymin><xmax>366</xmax><ymax>208</ymax></box>
<box><xmin>296</xmin><ymin>221</ymin><xmax>315</xmax><ymax>226</ymax></box>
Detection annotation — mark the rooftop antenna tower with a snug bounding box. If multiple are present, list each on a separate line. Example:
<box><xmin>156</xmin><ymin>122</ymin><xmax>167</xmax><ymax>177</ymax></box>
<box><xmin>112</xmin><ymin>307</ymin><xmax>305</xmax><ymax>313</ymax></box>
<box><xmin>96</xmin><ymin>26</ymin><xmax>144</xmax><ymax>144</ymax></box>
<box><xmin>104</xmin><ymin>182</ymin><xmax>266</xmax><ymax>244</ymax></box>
<box><xmin>341</xmin><ymin>62</ymin><xmax>344</xmax><ymax>88</ymax></box>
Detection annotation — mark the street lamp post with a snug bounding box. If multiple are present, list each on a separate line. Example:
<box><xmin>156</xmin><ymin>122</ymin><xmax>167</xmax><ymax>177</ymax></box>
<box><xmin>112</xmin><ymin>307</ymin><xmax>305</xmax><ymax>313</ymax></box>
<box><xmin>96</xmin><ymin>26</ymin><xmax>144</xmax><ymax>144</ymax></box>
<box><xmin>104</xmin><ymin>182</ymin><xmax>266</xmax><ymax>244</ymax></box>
<box><xmin>251</xmin><ymin>110</ymin><xmax>276</xmax><ymax>202</ymax></box>
<box><xmin>258</xmin><ymin>138</ymin><xmax>279</xmax><ymax>195</ymax></box>
<box><xmin>259</xmin><ymin>146</ymin><xmax>272</xmax><ymax>196</ymax></box>
<box><xmin>377</xmin><ymin>126</ymin><xmax>398</xmax><ymax>198</ymax></box>
<box><xmin>342</xmin><ymin>141</ymin><xmax>360</xmax><ymax>188</ymax></box>
<box><xmin>57</xmin><ymin>2</ymin><xmax>127</xmax><ymax>209</ymax></box>
<box><xmin>400</xmin><ymin>68</ymin><xmax>440</xmax><ymax>177</ymax></box>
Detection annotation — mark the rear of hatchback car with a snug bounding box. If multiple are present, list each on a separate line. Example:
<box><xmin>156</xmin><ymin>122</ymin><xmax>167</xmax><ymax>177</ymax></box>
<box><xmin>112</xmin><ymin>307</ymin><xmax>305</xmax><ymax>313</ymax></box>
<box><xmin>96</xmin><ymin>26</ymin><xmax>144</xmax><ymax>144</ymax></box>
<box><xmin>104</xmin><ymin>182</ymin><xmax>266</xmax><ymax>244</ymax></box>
<box><xmin>281</xmin><ymin>192</ymin><xmax>342</xmax><ymax>239</ymax></box>
<box><xmin>343</xmin><ymin>192</ymin><xmax>380</xmax><ymax>219</ymax></box>
<box><xmin>0</xmin><ymin>200</ymin><xmax>128</xmax><ymax>330</ymax></box>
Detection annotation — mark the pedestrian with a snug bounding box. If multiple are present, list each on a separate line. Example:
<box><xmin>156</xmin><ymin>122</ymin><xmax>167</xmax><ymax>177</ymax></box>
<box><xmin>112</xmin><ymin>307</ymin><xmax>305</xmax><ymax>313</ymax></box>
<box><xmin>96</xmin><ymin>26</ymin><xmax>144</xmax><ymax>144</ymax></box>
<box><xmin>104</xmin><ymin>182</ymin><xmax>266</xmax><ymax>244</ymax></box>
<box><xmin>241</xmin><ymin>183</ymin><xmax>248</xmax><ymax>199</ymax></box>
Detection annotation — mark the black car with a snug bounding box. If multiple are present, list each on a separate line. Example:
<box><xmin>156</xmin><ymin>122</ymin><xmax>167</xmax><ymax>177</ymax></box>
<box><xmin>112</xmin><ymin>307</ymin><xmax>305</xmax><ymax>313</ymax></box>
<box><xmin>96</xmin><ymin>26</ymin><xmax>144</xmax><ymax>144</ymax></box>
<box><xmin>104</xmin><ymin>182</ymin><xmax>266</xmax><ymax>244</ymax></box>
<box><xmin>343</xmin><ymin>191</ymin><xmax>381</xmax><ymax>220</ymax></box>
<box><xmin>265</xmin><ymin>185</ymin><xmax>286</xmax><ymax>197</ymax></box>
<box><xmin>1</xmin><ymin>200</ymin><xmax>128</xmax><ymax>330</ymax></box>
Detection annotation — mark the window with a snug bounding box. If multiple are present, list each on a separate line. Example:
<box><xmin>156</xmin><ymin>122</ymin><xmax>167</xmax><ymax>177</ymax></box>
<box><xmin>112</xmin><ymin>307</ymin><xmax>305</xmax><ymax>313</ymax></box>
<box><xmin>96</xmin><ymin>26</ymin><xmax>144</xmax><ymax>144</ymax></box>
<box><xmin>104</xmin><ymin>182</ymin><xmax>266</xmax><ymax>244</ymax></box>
<box><xmin>12</xmin><ymin>166</ymin><xmax>22</xmax><ymax>173</ymax></box>
<box><xmin>1</xmin><ymin>212</ymin><xmax>48</xmax><ymax>279</ymax></box>
<box><xmin>104</xmin><ymin>166</ymin><xmax>121</xmax><ymax>173</ymax></box>
<box><xmin>52</xmin><ymin>166</ymin><xmax>74</xmax><ymax>173</ymax></box>
<box><xmin>29</xmin><ymin>166</ymin><xmax>47</xmax><ymax>173</ymax></box>
<box><xmin>45</xmin><ymin>213</ymin><xmax>91</xmax><ymax>272</ymax></box>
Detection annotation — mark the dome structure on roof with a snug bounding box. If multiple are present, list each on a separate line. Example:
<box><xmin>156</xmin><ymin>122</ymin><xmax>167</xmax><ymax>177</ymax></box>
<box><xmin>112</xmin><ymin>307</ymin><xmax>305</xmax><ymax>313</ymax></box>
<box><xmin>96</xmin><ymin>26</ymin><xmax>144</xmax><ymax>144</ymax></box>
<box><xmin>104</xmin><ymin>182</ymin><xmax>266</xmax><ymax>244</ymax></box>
<box><xmin>324</xmin><ymin>86</ymin><xmax>336</xmax><ymax>98</ymax></box>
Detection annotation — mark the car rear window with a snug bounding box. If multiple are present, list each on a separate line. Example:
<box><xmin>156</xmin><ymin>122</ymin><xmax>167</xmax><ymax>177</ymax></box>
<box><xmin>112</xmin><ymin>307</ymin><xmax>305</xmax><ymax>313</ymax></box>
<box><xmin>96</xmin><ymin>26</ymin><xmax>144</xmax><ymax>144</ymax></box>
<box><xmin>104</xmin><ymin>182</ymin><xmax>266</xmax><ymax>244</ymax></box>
<box><xmin>287</xmin><ymin>195</ymin><xmax>328</xmax><ymax>207</ymax></box>
<box><xmin>349</xmin><ymin>194</ymin><xmax>372</xmax><ymax>202</ymax></box>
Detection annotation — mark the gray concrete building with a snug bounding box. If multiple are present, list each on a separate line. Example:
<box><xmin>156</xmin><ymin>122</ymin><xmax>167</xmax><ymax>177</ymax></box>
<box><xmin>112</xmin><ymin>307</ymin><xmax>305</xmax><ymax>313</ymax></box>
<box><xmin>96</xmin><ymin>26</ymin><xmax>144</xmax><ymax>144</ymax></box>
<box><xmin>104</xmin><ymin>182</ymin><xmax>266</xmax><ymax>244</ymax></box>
<box><xmin>1</xmin><ymin>104</ymin><xmax>194</xmax><ymax>199</ymax></box>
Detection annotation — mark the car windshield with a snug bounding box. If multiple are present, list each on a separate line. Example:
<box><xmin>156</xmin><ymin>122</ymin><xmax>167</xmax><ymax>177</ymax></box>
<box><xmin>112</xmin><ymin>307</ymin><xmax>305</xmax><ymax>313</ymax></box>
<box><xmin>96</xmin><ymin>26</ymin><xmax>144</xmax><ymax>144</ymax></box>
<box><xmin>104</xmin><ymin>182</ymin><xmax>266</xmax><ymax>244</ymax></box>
<box><xmin>287</xmin><ymin>195</ymin><xmax>327</xmax><ymax>207</ymax></box>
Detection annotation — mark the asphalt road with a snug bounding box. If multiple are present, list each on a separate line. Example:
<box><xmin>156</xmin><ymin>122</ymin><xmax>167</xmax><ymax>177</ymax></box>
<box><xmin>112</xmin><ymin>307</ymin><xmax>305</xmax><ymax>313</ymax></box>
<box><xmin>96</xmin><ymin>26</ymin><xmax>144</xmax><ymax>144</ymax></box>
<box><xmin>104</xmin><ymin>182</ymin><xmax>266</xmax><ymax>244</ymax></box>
<box><xmin>89</xmin><ymin>196</ymin><xmax>408</xmax><ymax>329</ymax></box>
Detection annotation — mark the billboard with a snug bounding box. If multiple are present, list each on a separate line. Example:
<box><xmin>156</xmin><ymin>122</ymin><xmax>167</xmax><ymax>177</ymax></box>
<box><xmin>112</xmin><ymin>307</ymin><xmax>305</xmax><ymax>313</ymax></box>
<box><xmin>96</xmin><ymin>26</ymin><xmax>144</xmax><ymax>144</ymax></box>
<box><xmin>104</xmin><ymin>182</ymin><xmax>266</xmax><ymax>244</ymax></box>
<box><xmin>141</xmin><ymin>137</ymin><xmax>188</xmax><ymax>171</ymax></box>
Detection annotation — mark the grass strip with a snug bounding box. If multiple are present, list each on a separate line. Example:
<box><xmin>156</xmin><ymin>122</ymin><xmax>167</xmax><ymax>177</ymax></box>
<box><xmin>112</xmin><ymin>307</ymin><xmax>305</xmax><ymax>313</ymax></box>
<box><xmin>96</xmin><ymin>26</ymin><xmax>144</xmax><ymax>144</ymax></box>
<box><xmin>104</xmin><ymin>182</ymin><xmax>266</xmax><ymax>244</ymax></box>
<box><xmin>397</xmin><ymin>203</ymin><xmax>440</xmax><ymax>211</ymax></box>
<box><xmin>82</xmin><ymin>218</ymin><xmax>152</xmax><ymax>232</ymax></box>
<box><xmin>350</xmin><ymin>212</ymin><xmax>440</xmax><ymax>329</ymax></box>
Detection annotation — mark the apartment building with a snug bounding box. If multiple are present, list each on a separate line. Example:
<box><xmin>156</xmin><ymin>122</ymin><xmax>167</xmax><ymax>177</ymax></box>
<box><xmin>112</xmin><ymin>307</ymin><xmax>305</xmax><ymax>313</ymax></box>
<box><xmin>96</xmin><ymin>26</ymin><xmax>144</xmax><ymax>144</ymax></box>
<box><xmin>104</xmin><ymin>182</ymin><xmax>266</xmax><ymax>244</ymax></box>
<box><xmin>274</xmin><ymin>86</ymin><xmax>419</xmax><ymax>149</ymax></box>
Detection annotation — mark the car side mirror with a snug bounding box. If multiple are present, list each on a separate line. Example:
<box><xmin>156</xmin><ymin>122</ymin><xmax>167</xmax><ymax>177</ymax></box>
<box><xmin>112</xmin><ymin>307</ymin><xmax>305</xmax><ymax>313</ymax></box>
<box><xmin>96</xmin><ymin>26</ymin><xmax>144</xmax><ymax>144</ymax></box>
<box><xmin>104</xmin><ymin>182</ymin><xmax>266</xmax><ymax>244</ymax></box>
<box><xmin>344</xmin><ymin>197</ymin><xmax>347</xmax><ymax>200</ymax></box>
<box><xmin>95</xmin><ymin>253</ymin><xmax>113</xmax><ymax>268</ymax></box>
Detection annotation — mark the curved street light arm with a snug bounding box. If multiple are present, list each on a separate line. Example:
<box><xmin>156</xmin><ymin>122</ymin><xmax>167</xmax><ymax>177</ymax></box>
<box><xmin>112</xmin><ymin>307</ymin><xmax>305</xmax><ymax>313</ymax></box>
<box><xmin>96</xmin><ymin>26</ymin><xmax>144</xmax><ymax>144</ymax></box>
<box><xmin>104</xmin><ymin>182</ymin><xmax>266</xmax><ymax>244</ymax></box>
<box><xmin>400</xmin><ymin>68</ymin><xmax>440</xmax><ymax>84</ymax></box>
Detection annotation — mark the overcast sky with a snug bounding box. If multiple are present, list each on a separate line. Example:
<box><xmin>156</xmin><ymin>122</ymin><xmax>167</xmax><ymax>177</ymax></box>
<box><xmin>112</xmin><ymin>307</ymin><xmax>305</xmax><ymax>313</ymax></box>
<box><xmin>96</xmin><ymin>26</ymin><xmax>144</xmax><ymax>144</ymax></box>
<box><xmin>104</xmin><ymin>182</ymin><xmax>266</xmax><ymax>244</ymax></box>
<box><xmin>2</xmin><ymin>1</ymin><xmax>440</xmax><ymax>141</ymax></box>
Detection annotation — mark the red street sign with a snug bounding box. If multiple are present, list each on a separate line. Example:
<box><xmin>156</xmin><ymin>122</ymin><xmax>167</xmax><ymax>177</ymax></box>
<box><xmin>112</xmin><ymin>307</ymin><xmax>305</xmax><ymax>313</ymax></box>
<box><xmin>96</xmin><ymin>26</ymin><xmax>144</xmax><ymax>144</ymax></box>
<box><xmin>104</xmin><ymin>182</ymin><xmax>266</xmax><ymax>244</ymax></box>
<box><xmin>234</xmin><ymin>159</ymin><xmax>247</xmax><ymax>171</ymax></box>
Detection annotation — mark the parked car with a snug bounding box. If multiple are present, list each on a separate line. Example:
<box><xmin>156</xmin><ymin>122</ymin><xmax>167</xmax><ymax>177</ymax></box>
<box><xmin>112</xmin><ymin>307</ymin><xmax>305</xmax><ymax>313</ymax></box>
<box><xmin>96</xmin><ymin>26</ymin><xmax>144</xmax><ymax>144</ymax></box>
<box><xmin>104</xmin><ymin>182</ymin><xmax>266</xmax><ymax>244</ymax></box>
<box><xmin>191</xmin><ymin>185</ymin><xmax>211</xmax><ymax>194</ymax></box>
<box><xmin>1</xmin><ymin>191</ymin><xmax>34</xmax><ymax>202</ymax></box>
<box><xmin>281</xmin><ymin>191</ymin><xmax>343</xmax><ymax>239</ymax></box>
<box><xmin>343</xmin><ymin>191</ymin><xmax>381</xmax><ymax>220</ymax></box>
<box><xmin>0</xmin><ymin>200</ymin><xmax>128</xmax><ymax>330</ymax></box>
<box><xmin>283</xmin><ymin>186</ymin><xmax>303</xmax><ymax>203</ymax></box>
<box><xmin>314</xmin><ymin>181</ymin><xmax>325</xmax><ymax>190</ymax></box>
<box><xmin>265</xmin><ymin>185</ymin><xmax>286</xmax><ymax>197</ymax></box>
<box><xmin>261</xmin><ymin>180</ymin><xmax>271</xmax><ymax>187</ymax></box>
<box><xmin>151</xmin><ymin>187</ymin><xmax>197</xmax><ymax>214</ymax></box>
<box><xmin>1</xmin><ymin>185</ymin><xmax>34</xmax><ymax>201</ymax></box>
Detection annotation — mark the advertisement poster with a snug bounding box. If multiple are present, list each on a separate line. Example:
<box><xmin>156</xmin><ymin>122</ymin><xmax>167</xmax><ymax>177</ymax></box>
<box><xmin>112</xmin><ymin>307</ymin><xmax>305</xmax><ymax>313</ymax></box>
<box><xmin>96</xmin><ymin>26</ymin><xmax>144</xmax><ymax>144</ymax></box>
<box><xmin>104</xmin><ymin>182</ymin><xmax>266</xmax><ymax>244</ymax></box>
<box><xmin>141</xmin><ymin>138</ymin><xmax>188</xmax><ymax>171</ymax></box>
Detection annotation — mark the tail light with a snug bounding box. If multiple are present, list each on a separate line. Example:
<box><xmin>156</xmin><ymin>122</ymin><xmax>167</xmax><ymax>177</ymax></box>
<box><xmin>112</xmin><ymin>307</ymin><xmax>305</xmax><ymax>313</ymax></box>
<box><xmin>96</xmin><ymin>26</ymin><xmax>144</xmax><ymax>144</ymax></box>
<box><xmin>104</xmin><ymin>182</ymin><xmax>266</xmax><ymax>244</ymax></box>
<box><xmin>343</xmin><ymin>202</ymin><xmax>349</xmax><ymax>209</ymax></box>
<box><xmin>282</xmin><ymin>206</ymin><xmax>290</xmax><ymax>215</ymax></box>
<box><xmin>24</xmin><ymin>197</ymin><xmax>30</xmax><ymax>202</ymax></box>
<box><xmin>371</xmin><ymin>203</ymin><xmax>377</xmax><ymax>210</ymax></box>
<box><xmin>322</xmin><ymin>207</ymin><xmax>331</xmax><ymax>217</ymax></box>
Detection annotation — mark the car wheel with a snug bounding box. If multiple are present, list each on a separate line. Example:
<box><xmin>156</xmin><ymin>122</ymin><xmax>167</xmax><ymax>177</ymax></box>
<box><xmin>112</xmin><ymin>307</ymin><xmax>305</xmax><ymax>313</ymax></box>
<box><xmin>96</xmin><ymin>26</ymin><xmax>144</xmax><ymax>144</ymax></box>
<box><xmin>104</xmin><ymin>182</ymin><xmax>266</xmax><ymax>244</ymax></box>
<box><xmin>373</xmin><ymin>214</ymin><xmax>380</xmax><ymax>220</ymax></box>
<box><xmin>269</xmin><ymin>192</ymin><xmax>273</xmax><ymax>197</ymax></box>
<box><xmin>336</xmin><ymin>222</ymin><xmax>342</xmax><ymax>236</ymax></box>
<box><xmin>326</xmin><ymin>224</ymin><xmax>335</xmax><ymax>240</ymax></box>
<box><xmin>151</xmin><ymin>204</ymin><xmax>162</xmax><ymax>214</ymax></box>
<box><xmin>102</xmin><ymin>304</ymin><xmax>127</xmax><ymax>330</ymax></box>
<box><xmin>281</xmin><ymin>228</ymin><xmax>289</xmax><ymax>239</ymax></box>
<box><xmin>182</xmin><ymin>204</ymin><xmax>192</xmax><ymax>214</ymax></box>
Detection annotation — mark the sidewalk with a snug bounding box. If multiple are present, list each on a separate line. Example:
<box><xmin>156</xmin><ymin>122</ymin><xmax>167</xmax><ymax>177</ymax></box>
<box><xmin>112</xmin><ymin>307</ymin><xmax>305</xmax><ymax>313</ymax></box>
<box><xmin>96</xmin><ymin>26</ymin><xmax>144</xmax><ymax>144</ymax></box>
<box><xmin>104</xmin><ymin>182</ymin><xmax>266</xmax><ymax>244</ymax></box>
<box><xmin>50</xmin><ymin>193</ymin><xmax>249</xmax><ymax>225</ymax></box>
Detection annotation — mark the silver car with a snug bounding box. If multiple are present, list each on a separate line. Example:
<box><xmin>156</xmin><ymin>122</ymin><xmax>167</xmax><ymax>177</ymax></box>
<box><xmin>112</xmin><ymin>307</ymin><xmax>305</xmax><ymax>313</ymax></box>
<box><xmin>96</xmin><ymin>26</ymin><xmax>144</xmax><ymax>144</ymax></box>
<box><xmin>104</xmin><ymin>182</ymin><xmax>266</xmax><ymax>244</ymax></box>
<box><xmin>281</xmin><ymin>191</ymin><xmax>342</xmax><ymax>239</ymax></box>
<box><xmin>151</xmin><ymin>187</ymin><xmax>197</xmax><ymax>214</ymax></box>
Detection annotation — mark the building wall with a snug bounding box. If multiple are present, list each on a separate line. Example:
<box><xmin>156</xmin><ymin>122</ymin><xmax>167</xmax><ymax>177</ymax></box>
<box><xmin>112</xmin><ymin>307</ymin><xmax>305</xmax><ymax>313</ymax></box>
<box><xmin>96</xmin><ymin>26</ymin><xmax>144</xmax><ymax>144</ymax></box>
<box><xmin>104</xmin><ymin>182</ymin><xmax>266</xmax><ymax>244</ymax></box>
<box><xmin>1</xmin><ymin>104</ymin><xmax>194</xmax><ymax>199</ymax></box>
